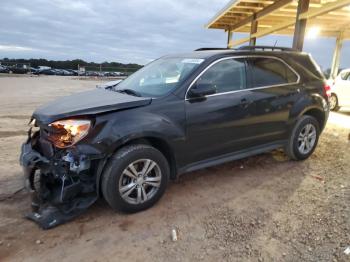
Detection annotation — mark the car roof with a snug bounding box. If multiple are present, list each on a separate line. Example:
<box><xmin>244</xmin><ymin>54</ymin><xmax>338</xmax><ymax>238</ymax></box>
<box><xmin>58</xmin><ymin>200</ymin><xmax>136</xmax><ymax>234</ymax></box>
<box><xmin>340</xmin><ymin>68</ymin><xmax>350</xmax><ymax>73</ymax></box>
<box><xmin>164</xmin><ymin>49</ymin><xmax>305</xmax><ymax>60</ymax></box>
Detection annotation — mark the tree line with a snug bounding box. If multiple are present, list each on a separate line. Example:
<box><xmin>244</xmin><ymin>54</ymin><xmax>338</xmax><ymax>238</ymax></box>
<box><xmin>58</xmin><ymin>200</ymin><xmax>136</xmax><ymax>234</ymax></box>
<box><xmin>0</xmin><ymin>58</ymin><xmax>143</xmax><ymax>70</ymax></box>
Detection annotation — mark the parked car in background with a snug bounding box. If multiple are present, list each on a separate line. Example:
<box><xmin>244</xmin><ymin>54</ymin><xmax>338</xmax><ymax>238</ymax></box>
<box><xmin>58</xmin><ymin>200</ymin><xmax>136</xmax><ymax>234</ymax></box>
<box><xmin>0</xmin><ymin>65</ymin><xmax>9</xmax><ymax>73</ymax></box>
<box><xmin>20</xmin><ymin>46</ymin><xmax>329</xmax><ymax>229</ymax></box>
<box><xmin>329</xmin><ymin>69</ymin><xmax>350</xmax><ymax>111</ymax></box>
<box><xmin>8</xmin><ymin>65</ymin><xmax>29</xmax><ymax>74</ymax></box>
<box><xmin>65</xmin><ymin>69</ymin><xmax>78</xmax><ymax>76</ymax></box>
<box><xmin>30</xmin><ymin>67</ymin><xmax>39</xmax><ymax>74</ymax></box>
<box><xmin>37</xmin><ymin>68</ymin><xmax>57</xmax><ymax>75</ymax></box>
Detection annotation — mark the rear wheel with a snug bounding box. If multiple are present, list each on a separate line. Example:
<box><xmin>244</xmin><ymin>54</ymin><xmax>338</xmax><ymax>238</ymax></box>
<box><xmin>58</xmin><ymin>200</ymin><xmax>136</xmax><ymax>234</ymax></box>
<box><xmin>285</xmin><ymin>115</ymin><xmax>320</xmax><ymax>160</ymax></box>
<box><xmin>102</xmin><ymin>144</ymin><xmax>169</xmax><ymax>213</ymax></box>
<box><xmin>329</xmin><ymin>94</ymin><xmax>340</xmax><ymax>111</ymax></box>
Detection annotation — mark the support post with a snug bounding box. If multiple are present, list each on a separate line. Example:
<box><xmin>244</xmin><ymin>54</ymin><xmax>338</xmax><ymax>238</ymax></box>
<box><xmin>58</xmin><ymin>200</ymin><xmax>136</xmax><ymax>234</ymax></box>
<box><xmin>227</xmin><ymin>30</ymin><xmax>233</xmax><ymax>48</ymax></box>
<box><xmin>330</xmin><ymin>31</ymin><xmax>344</xmax><ymax>79</ymax></box>
<box><xmin>292</xmin><ymin>0</ymin><xmax>310</xmax><ymax>51</ymax></box>
<box><xmin>249</xmin><ymin>15</ymin><xmax>258</xmax><ymax>46</ymax></box>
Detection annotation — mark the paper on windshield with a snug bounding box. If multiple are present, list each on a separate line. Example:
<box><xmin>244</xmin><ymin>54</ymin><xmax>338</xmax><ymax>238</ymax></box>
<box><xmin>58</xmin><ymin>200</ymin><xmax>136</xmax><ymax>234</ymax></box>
<box><xmin>181</xmin><ymin>59</ymin><xmax>204</xmax><ymax>64</ymax></box>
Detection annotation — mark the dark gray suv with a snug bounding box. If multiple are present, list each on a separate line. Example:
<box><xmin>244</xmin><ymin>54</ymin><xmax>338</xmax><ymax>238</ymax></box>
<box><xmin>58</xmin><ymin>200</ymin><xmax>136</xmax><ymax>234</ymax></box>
<box><xmin>20</xmin><ymin>46</ymin><xmax>330</xmax><ymax>229</ymax></box>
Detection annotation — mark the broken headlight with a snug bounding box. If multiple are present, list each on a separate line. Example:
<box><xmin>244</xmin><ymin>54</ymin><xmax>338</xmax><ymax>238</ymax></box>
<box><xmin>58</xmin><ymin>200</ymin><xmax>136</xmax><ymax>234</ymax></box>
<box><xmin>48</xmin><ymin>119</ymin><xmax>91</xmax><ymax>148</ymax></box>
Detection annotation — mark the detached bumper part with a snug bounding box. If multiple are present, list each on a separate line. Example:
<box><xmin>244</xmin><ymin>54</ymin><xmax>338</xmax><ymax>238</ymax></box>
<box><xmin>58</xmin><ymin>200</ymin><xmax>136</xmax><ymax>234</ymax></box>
<box><xmin>20</xmin><ymin>140</ymin><xmax>98</xmax><ymax>229</ymax></box>
<box><xmin>26</xmin><ymin>195</ymin><xmax>97</xmax><ymax>230</ymax></box>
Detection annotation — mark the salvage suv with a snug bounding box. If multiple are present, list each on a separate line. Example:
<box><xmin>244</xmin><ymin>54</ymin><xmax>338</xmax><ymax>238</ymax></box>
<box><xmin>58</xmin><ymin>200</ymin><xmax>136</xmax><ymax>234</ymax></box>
<box><xmin>20</xmin><ymin>46</ymin><xmax>329</xmax><ymax>228</ymax></box>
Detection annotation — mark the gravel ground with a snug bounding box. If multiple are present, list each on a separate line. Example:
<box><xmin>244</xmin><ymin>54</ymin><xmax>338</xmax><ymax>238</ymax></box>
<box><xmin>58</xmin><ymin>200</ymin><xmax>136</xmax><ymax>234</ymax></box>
<box><xmin>0</xmin><ymin>76</ymin><xmax>349</xmax><ymax>262</ymax></box>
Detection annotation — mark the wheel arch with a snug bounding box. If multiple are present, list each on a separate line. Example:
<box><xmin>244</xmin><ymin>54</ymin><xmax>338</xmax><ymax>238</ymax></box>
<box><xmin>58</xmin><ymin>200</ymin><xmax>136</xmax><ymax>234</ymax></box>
<box><xmin>96</xmin><ymin>136</ymin><xmax>178</xmax><ymax>196</ymax></box>
<box><xmin>330</xmin><ymin>92</ymin><xmax>340</xmax><ymax>108</ymax></box>
<box><xmin>300</xmin><ymin>107</ymin><xmax>326</xmax><ymax>131</ymax></box>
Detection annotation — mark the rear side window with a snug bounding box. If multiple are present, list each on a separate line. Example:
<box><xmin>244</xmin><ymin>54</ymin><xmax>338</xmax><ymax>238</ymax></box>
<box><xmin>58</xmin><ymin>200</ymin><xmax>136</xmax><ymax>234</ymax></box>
<box><xmin>195</xmin><ymin>58</ymin><xmax>246</xmax><ymax>94</ymax></box>
<box><xmin>248</xmin><ymin>57</ymin><xmax>298</xmax><ymax>88</ymax></box>
<box><xmin>287</xmin><ymin>54</ymin><xmax>324</xmax><ymax>81</ymax></box>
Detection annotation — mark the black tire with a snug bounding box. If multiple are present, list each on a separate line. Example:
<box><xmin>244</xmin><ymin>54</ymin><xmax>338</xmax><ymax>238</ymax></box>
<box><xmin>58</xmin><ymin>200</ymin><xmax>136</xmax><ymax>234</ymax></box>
<box><xmin>285</xmin><ymin>115</ymin><xmax>320</xmax><ymax>161</ymax></box>
<box><xmin>329</xmin><ymin>94</ymin><xmax>340</xmax><ymax>111</ymax></box>
<box><xmin>102</xmin><ymin>144</ymin><xmax>169</xmax><ymax>213</ymax></box>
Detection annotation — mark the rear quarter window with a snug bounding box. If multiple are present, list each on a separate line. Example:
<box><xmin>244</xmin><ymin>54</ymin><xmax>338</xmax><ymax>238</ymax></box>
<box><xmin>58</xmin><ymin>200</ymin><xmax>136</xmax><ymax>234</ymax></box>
<box><xmin>248</xmin><ymin>57</ymin><xmax>298</xmax><ymax>88</ymax></box>
<box><xmin>289</xmin><ymin>54</ymin><xmax>325</xmax><ymax>81</ymax></box>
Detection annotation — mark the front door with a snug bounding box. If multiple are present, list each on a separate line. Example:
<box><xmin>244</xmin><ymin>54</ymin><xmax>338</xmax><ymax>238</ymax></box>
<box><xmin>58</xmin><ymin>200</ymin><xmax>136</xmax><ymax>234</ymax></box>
<box><xmin>185</xmin><ymin>57</ymin><xmax>253</xmax><ymax>164</ymax></box>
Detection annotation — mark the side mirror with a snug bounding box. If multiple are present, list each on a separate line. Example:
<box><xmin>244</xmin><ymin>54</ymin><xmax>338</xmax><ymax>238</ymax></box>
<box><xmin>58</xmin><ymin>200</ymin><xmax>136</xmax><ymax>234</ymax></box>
<box><xmin>189</xmin><ymin>82</ymin><xmax>216</xmax><ymax>98</ymax></box>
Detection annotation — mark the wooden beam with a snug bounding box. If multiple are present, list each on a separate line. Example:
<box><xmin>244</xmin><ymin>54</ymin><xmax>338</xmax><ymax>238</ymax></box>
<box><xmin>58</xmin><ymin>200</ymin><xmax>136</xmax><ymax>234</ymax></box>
<box><xmin>234</xmin><ymin>6</ymin><xmax>266</xmax><ymax>10</ymax></box>
<box><xmin>227</xmin><ymin>30</ymin><xmax>233</xmax><ymax>48</ymax></box>
<box><xmin>206</xmin><ymin>0</ymin><xmax>242</xmax><ymax>28</ymax></box>
<box><xmin>230</xmin><ymin>37</ymin><xmax>251</xmax><ymax>47</ymax></box>
<box><xmin>293</xmin><ymin>0</ymin><xmax>310</xmax><ymax>51</ymax></box>
<box><xmin>255</xmin><ymin>0</ymin><xmax>294</xmax><ymax>18</ymax></box>
<box><xmin>249</xmin><ymin>15</ymin><xmax>258</xmax><ymax>45</ymax></box>
<box><xmin>299</xmin><ymin>0</ymin><xmax>350</xmax><ymax>20</ymax></box>
<box><xmin>330</xmin><ymin>31</ymin><xmax>345</xmax><ymax>79</ymax></box>
<box><xmin>228</xmin><ymin>0</ymin><xmax>294</xmax><ymax>31</ymax></box>
<box><xmin>251</xmin><ymin>19</ymin><xmax>295</xmax><ymax>38</ymax></box>
<box><xmin>240</xmin><ymin>0</ymin><xmax>274</xmax><ymax>4</ymax></box>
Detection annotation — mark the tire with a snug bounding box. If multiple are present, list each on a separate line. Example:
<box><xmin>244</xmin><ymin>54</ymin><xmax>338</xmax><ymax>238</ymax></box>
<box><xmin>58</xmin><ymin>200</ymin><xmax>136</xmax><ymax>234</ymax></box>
<box><xmin>329</xmin><ymin>94</ymin><xmax>340</xmax><ymax>111</ymax></box>
<box><xmin>102</xmin><ymin>144</ymin><xmax>170</xmax><ymax>213</ymax></box>
<box><xmin>285</xmin><ymin>115</ymin><xmax>320</xmax><ymax>161</ymax></box>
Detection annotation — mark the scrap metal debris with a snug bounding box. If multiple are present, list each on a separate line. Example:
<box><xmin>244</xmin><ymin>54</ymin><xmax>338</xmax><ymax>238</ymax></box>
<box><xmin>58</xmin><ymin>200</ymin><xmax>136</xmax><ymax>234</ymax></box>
<box><xmin>344</xmin><ymin>246</ymin><xmax>350</xmax><ymax>255</ymax></box>
<box><xmin>171</xmin><ymin>228</ymin><xmax>178</xmax><ymax>242</ymax></box>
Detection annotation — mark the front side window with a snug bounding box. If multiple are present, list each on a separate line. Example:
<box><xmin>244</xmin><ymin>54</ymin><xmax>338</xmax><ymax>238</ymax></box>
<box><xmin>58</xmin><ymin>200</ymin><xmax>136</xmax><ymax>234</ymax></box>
<box><xmin>193</xmin><ymin>58</ymin><xmax>246</xmax><ymax>94</ymax></box>
<box><xmin>340</xmin><ymin>71</ymin><xmax>350</xmax><ymax>81</ymax></box>
<box><xmin>249</xmin><ymin>57</ymin><xmax>298</xmax><ymax>88</ymax></box>
<box><xmin>115</xmin><ymin>57</ymin><xmax>204</xmax><ymax>97</ymax></box>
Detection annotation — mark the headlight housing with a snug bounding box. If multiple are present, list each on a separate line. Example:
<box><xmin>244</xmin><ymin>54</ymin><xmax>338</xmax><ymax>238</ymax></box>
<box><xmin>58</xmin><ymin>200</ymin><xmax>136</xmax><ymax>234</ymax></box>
<box><xmin>48</xmin><ymin>119</ymin><xmax>91</xmax><ymax>148</ymax></box>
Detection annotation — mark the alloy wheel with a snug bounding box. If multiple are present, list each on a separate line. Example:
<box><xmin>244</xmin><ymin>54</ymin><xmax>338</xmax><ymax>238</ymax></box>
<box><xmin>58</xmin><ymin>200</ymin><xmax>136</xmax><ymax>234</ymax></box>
<box><xmin>297</xmin><ymin>123</ymin><xmax>317</xmax><ymax>154</ymax></box>
<box><xmin>118</xmin><ymin>159</ymin><xmax>162</xmax><ymax>205</ymax></box>
<box><xmin>329</xmin><ymin>95</ymin><xmax>337</xmax><ymax>110</ymax></box>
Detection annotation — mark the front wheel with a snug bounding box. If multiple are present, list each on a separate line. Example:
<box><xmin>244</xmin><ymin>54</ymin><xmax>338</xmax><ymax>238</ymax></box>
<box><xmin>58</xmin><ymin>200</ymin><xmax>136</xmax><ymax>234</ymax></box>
<box><xmin>102</xmin><ymin>144</ymin><xmax>170</xmax><ymax>213</ymax></box>
<box><xmin>285</xmin><ymin>116</ymin><xmax>320</xmax><ymax>160</ymax></box>
<box><xmin>329</xmin><ymin>94</ymin><xmax>340</xmax><ymax>111</ymax></box>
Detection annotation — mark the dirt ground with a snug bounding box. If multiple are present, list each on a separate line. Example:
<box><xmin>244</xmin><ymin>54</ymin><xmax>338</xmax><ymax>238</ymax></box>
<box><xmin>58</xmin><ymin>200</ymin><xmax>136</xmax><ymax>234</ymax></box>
<box><xmin>0</xmin><ymin>76</ymin><xmax>349</xmax><ymax>262</ymax></box>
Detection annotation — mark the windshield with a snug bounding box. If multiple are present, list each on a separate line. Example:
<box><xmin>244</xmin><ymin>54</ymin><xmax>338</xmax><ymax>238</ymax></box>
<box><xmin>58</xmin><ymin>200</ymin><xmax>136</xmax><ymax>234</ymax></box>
<box><xmin>114</xmin><ymin>57</ymin><xmax>204</xmax><ymax>97</ymax></box>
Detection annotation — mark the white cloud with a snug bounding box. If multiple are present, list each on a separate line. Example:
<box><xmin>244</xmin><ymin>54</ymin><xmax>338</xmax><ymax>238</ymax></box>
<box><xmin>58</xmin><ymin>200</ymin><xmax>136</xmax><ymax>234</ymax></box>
<box><xmin>0</xmin><ymin>0</ymin><xmax>348</xmax><ymax>68</ymax></box>
<box><xmin>13</xmin><ymin>7</ymin><xmax>32</xmax><ymax>16</ymax></box>
<box><xmin>0</xmin><ymin>45</ymin><xmax>35</xmax><ymax>51</ymax></box>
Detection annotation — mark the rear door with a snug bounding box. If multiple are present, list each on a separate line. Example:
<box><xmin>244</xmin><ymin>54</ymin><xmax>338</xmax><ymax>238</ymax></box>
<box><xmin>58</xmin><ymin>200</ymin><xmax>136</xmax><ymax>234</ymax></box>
<box><xmin>244</xmin><ymin>56</ymin><xmax>302</xmax><ymax>144</ymax></box>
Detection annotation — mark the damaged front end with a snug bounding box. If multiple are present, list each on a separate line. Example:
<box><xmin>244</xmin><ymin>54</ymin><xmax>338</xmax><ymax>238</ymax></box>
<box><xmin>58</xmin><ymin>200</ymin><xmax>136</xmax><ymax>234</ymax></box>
<box><xmin>19</xmin><ymin>121</ymin><xmax>102</xmax><ymax>229</ymax></box>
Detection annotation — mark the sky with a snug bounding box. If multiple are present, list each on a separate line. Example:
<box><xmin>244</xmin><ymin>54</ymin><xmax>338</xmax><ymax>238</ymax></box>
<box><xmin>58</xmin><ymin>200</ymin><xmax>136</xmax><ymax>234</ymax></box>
<box><xmin>0</xmin><ymin>0</ymin><xmax>349</xmax><ymax>70</ymax></box>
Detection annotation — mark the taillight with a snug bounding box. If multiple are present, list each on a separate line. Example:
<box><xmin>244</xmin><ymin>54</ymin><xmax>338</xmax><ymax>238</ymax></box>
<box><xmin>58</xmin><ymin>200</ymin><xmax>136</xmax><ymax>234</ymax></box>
<box><xmin>324</xmin><ymin>84</ymin><xmax>331</xmax><ymax>98</ymax></box>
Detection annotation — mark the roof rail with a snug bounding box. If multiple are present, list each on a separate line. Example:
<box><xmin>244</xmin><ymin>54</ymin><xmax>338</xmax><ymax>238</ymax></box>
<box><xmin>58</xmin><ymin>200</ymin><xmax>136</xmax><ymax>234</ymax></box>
<box><xmin>195</xmin><ymin>47</ymin><xmax>230</xmax><ymax>51</ymax></box>
<box><xmin>238</xmin><ymin>46</ymin><xmax>296</xmax><ymax>52</ymax></box>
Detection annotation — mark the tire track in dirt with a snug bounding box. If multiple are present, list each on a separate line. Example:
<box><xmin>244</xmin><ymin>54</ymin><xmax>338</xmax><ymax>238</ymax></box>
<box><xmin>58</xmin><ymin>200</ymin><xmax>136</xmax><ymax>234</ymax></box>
<box><xmin>0</xmin><ymin>115</ymin><xmax>30</xmax><ymax>120</ymax></box>
<box><xmin>0</xmin><ymin>131</ymin><xmax>27</xmax><ymax>138</ymax></box>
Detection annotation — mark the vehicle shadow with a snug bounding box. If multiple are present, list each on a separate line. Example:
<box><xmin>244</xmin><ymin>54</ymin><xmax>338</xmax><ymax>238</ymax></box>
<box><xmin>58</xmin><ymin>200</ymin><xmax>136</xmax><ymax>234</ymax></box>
<box><xmin>76</xmin><ymin>149</ymin><xmax>306</xmax><ymax>231</ymax></box>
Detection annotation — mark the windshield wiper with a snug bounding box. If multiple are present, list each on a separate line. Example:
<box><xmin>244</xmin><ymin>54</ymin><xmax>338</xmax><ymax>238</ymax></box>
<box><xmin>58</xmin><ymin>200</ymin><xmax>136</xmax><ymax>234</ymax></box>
<box><xmin>115</xmin><ymin>89</ymin><xmax>142</xmax><ymax>97</ymax></box>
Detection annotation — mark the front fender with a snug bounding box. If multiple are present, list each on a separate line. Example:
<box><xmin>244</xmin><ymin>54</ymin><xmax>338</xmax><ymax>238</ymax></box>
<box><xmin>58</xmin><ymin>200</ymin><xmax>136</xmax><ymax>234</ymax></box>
<box><xmin>89</xmin><ymin>109</ymin><xmax>186</xmax><ymax>195</ymax></box>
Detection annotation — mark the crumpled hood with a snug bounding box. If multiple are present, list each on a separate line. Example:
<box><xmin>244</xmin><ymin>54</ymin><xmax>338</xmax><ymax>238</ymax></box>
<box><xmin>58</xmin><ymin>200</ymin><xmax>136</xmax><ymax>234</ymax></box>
<box><xmin>33</xmin><ymin>88</ymin><xmax>152</xmax><ymax>124</ymax></box>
